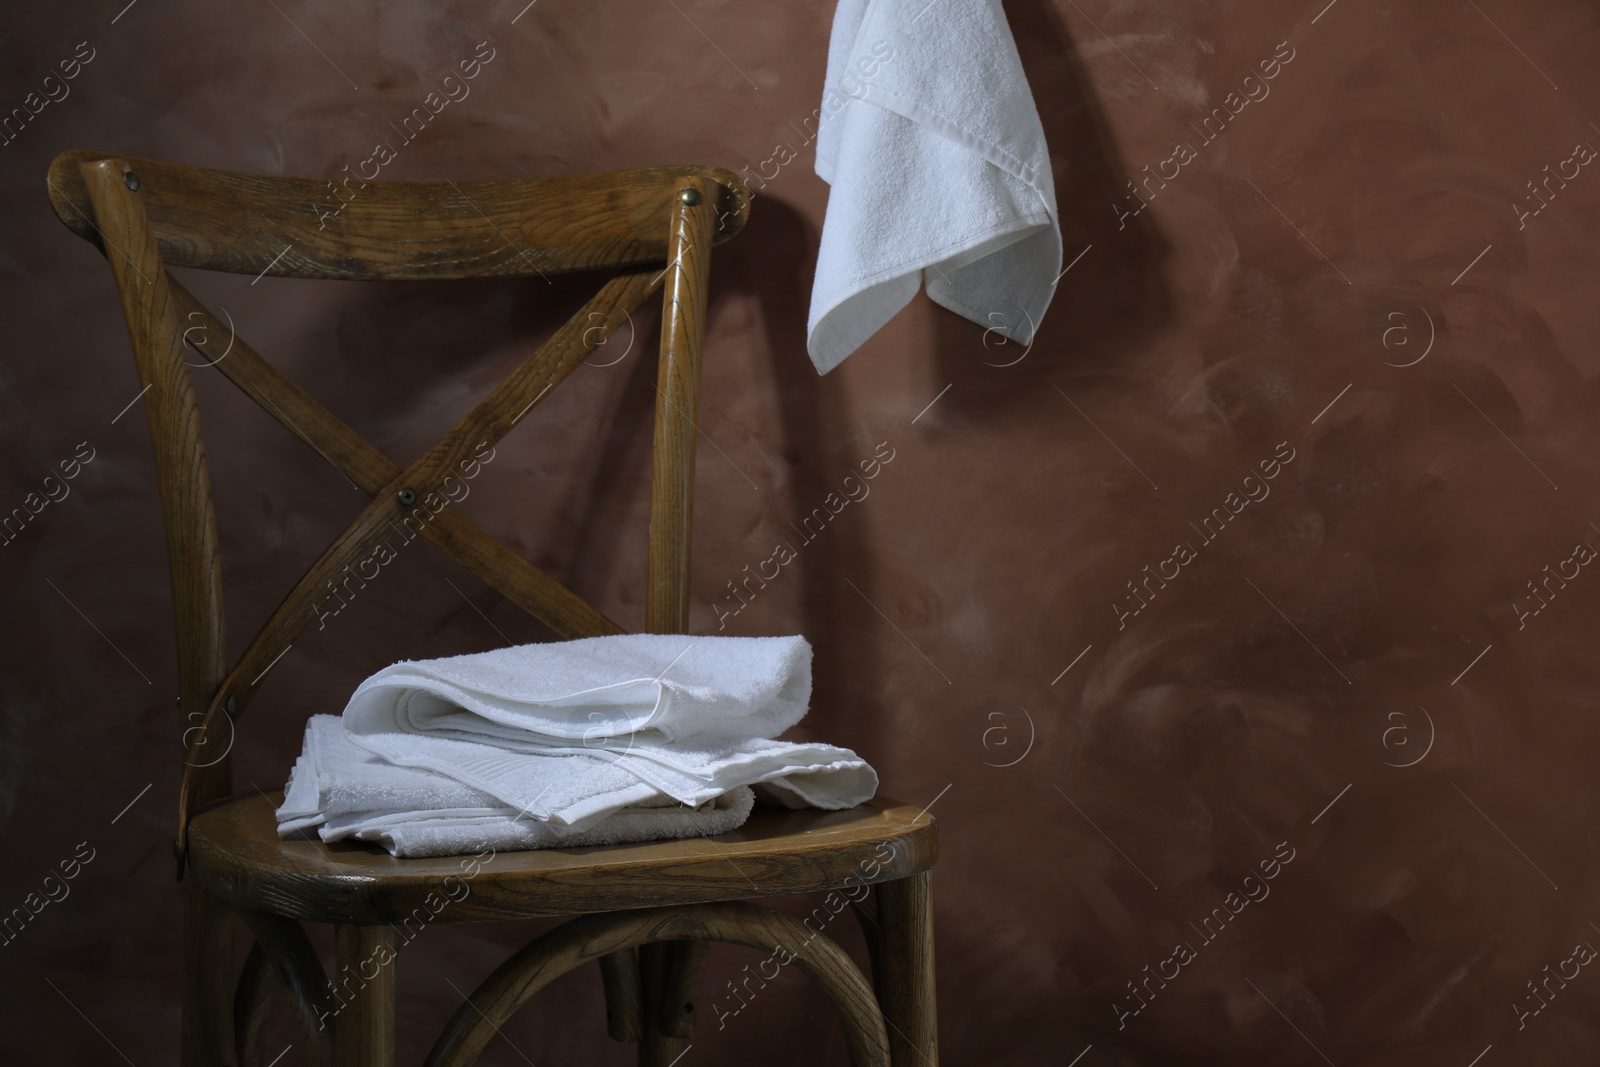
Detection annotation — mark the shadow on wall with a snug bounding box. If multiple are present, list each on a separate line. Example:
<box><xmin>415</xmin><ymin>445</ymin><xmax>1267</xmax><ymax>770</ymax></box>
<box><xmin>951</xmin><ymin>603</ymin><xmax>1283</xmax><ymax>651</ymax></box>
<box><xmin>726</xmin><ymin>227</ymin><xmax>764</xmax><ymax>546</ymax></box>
<box><xmin>693</xmin><ymin>0</ymin><xmax>1180</xmax><ymax>770</ymax></box>
<box><xmin>934</xmin><ymin>0</ymin><xmax>1175</xmax><ymax>409</ymax></box>
<box><xmin>713</xmin><ymin>195</ymin><xmax>878</xmax><ymax>758</ymax></box>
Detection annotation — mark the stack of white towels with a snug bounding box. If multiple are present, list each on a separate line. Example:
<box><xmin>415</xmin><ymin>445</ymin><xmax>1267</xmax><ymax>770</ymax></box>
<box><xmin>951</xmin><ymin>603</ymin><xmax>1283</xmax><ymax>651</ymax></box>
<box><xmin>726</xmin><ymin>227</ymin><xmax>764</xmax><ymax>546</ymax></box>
<box><xmin>276</xmin><ymin>634</ymin><xmax>877</xmax><ymax>858</ymax></box>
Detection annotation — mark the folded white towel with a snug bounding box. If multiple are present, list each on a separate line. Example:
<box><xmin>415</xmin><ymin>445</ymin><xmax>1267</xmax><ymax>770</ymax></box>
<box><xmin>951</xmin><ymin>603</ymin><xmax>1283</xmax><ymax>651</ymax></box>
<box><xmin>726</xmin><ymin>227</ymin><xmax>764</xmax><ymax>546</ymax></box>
<box><xmin>806</xmin><ymin>0</ymin><xmax>1062</xmax><ymax>374</ymax></box>
<box><xmin>347</xmin><ymin>720</ymin><xmax>878</xmax><ymax>828</ymax></box>
<box><xmin>278</xmin><ymin>716</ymin><xmax>758</xmax><ymax>858</ymax></box>
<box><xmin>275</xmin><ymin>634</ymin><xmax>879</xmax><ymax>858</ymax></box>
<box><xmin>278</xmin><ymin>714</ymin><xmax>496</xmax><ymax>834</ymax></box>
<box><xmin>343</xmin><ymin>633</ymin><xmax>812</xmax><ymax>745</ymax></box>
<box><xmin>318</xmin><ymin>788</ymin><xmax>755</xmax><ymax>859</ymax></box>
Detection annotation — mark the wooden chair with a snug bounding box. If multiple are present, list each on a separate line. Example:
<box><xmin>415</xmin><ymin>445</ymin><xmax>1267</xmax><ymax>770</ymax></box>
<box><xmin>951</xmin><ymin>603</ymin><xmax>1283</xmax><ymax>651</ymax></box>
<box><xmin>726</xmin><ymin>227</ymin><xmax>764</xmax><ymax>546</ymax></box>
<box><xmin>47</xmin><ymin>150</ymin><xmax>938</xmax><ymax>1067</ymax></box>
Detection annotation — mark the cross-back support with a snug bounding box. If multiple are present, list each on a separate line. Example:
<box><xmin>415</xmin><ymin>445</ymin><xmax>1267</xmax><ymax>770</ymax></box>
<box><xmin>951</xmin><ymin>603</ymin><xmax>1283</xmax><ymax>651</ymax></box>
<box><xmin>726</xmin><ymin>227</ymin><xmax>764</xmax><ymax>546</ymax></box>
<box><xmin>48</xmin><ymin>151</ymin><xmax>748</xmax><ymax>872</ymax></box>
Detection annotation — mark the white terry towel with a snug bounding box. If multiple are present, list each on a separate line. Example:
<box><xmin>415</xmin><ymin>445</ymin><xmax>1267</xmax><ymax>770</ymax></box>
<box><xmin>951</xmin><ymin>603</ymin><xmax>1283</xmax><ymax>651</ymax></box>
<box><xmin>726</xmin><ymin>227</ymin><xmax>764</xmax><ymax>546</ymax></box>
<box><xmin>319</xmin><ymin>790</ymin><xmax>755</xmax><ymax>860</ymax></box>
<box><xmin>278</xmin><ymin>716</ymin><xmax>758</xmax><ymax>858</ymax></box>
<box><xmin>345</xmin><ymin>719</ymin><xmax>879</xmax><ymax>829</ymax></box>
<box><xmin>275</xmin><ymin>634</ymin><xmax>879</xmax><ymax>854</ymax></box>
<box><xmin>343</xmin><ymin>633</ymin><xmax>813</xmax><ymax>745</ymax></box>
<box><xmin>806</xmin><ymin>0</ymin><xmax>1062</xmax><ymax>375</ymax></box>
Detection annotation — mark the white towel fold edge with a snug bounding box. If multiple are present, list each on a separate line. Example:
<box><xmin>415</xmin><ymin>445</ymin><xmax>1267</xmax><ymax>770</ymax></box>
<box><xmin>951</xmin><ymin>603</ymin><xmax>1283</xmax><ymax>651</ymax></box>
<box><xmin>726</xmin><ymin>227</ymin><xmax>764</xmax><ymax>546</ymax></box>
<box><xmin>317</xmin><ymin>786</ymin><xmax>758</xmax><ymax>858</ymax></box>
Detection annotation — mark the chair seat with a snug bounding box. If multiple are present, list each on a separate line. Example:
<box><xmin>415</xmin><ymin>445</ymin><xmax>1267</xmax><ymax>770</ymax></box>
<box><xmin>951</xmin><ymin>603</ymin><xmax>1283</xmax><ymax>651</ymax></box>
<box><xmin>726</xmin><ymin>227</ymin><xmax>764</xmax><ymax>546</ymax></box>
<box><xmin>188</xmin><ymin>792</ymin><xmax>937</xmax><ymax>925</ymax></box>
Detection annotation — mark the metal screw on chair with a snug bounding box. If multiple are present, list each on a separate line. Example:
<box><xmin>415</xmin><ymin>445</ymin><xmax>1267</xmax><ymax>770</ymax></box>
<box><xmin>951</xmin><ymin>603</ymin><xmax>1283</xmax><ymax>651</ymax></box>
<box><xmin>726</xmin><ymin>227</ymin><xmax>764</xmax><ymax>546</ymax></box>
<box><xmin>397</xmin><ymin>487</ymin><xmax>418</xmax><ymax>506</ymax></box>
<box><xmin>678</xmin><ymin>187</ymin><xmax>701</xmax><ymax>206</ymax></box>
<box><xmin>124</xmin><ymin>170</ymin><xmax>140</xmax><ymax>191</ymax></box>
<box><xmin>225</xmin><ymin>696</ymin><xmax>239</xmax><ymax>717</ymax></box>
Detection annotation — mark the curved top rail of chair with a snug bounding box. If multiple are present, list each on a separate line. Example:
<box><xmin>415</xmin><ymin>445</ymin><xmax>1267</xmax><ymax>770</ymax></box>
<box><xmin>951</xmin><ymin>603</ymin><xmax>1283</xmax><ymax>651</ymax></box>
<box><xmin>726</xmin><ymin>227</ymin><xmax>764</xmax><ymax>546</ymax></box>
<box><xmin>188</xmin><ymin>792</ymin><xmax>937</xmax><ymax>925</ymax></box>
<box><xmin>46</xmin><ymin>150</ymin><xmax>751</xmax><ymax>281</ymax></box>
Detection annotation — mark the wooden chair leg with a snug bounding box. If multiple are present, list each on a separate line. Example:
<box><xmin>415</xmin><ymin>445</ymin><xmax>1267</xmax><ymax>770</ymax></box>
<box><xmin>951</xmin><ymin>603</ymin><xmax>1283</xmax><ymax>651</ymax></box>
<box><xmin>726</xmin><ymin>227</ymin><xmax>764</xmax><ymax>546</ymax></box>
<box><xmin>603</xmin><ymin>939</ymin><xmax>706</xmax><ymax>1045</ymax></box>
<box><xmin>333</xmin><ymin>925</ymin><xmax>397</xmax><ymax>1067</ymax></box>
<box><xmin>600</xmin><ymin>948</ymin><xmax>645</xmax><ymax>1042</ymax></box>
<box><xmin>182</xmin><ymin>880</ymin><xmax>236</xmax><ymax>1067</ymax></box>
<box><xmin>656</xmin><ymin>939</ymin><xmax>710</xmax><ymax>1039</ymax></box>
<box><xmin>851</xmin><ymin>891</ymin><xmax>882</xmax><ymax>987</ymax></box>
<box><xmin>234</xmin><ymin>942</ymin><xmax>274</xmax><ymax>1067</ymax></box>
<box><xmin>639</xmin><ymin>1026</ymin><xmax>691</xmax><ymax>1064</ymax></box>
<box><xmin>637</xmin><ymin>942</ymin><xmax>691</xmax><ymax>1066</ymax></box>
<box><xmin>875</xmin><ymin>872</ymin><xmax>938</xmax><ymax>1067</ymax></box>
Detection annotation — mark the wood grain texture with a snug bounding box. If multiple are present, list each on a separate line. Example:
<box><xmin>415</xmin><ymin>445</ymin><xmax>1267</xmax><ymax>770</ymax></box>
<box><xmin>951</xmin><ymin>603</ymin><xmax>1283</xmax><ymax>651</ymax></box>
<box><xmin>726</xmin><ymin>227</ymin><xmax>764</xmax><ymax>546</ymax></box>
<box><xmin>654</xmin><ymin>938</ymin><xmax>711</xmax><ymax>1039</ymax></box>
<box><xmin>851</xmin><ymin>895</ymin><xmax>883</xmax><ymax>990</ymax></box>
<box><xmin>874</xmin><ymin>872</ymin><xmax>938</xmax><ymax>1067</ymax></box>
<box><xmin>190</xmin><ymin>792</ymin><xmax>936</xmax><ymax>924</ymax></box>
<box><xmin>598</xmin><ymin>946</ymin><xmax>644</xmax><ymax>1042</ymax></box>
<box><xmin>76</xmin><ymin>158</ymin><xmax>230</xmax><ymax>805</ymax></box>
<box><xmin>48</xmin><ymin>151</ymin><xmax>749</xmax><ymax>280</ymax></box>
<box><xmin>166</xmin><ymin>274</ymin><xmax>629</xmax><ymax>641</ymax></box>
<box><xmin>639</xmin><ymin>173</ymin><xmax>715</xmax><ymax>1067</ymax></box>
<box><xmin>181</xmin><ymin>881</ymin><xmax>236</xmax><ymax>1067</ymax></box>
<box><xmin>334</xmin><ymin>925</ymin><xmax>397</xmax><ymax>1067</ymax></box>
<box><xmin>637</xmin><ymin>941</ymin><xmax>691</xmax><ymax>1065</ymax></box>
<box><xmin>235</xmin><ymin>908</ymin><xmax>336</xmax><ymax>1067</ymax></box>
<box><xmin>234</xmin><ymin>942</ymin><xmax>273</xmax><ymax>1067</ymax></box>
<box><xmin>423</xmin><ymin>903</ymin><xmax>890</xmax><ymax>1067</ymax></box>
<box><xmin>646</xmin><ymin>177</ymin><xmax>715</xmax><ymax>635</ymax></box>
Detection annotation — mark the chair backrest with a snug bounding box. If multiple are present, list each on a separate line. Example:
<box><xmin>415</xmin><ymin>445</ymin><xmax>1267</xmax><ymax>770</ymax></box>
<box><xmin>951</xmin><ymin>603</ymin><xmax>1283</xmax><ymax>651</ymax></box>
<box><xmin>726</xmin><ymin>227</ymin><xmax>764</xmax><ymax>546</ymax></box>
<box><xmin>47</xmin><ymin>150</ymin><xmax>749</xmax><ymax>870</ymax></box>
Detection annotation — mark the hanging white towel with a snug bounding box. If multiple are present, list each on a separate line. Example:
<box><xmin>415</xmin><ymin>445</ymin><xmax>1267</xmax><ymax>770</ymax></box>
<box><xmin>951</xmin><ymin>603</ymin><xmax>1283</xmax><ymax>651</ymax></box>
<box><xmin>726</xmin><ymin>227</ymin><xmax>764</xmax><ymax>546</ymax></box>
<box><xmin>806</xmin><ymin>0</ymin><xmax>1062</xmax><ymax>374</ymax></box>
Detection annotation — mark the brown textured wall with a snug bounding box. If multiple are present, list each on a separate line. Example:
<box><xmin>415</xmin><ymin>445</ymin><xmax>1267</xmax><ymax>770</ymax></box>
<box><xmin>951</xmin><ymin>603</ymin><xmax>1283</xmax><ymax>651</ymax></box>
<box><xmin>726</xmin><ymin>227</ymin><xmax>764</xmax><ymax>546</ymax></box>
<box><xmin>4</xmin><ymin>0</ymin><xmax>1600</xmax><ymax>1063</ymax></box>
